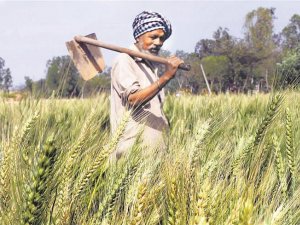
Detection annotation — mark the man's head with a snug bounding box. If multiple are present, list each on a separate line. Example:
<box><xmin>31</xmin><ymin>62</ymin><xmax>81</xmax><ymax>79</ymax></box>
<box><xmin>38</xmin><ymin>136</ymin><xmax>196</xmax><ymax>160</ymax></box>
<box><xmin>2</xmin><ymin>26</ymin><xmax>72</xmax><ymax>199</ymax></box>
<box><xmin>132</xmin><ymin>11</ymin><xmax>172</xmax><ymax>55</ymax></box>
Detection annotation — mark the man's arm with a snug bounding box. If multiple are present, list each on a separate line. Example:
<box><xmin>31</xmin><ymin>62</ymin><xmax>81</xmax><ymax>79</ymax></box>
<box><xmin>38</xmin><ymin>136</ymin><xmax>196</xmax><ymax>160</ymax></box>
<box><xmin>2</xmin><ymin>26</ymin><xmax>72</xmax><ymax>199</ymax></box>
<box><xmin>128</xmin><ymin>56</ymin><xmax>183</xmax><ymax>106</ymax></box>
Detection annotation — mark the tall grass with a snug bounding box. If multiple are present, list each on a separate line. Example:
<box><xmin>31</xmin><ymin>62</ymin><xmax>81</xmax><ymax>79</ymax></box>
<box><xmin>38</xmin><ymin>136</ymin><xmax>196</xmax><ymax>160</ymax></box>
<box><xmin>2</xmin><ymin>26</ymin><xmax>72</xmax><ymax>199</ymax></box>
<box><xmin>0</xmin><ymin>91</ymin><xmax>299</xmax><ymax>224</ymax></box>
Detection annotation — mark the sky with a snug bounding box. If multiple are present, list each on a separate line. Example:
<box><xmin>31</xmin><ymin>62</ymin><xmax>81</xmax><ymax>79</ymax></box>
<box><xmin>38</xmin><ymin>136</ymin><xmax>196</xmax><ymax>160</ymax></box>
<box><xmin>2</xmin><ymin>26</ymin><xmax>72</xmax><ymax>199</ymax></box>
<box><xmin>1</xmin><ymin>0</ymin><xmax>300</xmax><ymax>87</ymax></box>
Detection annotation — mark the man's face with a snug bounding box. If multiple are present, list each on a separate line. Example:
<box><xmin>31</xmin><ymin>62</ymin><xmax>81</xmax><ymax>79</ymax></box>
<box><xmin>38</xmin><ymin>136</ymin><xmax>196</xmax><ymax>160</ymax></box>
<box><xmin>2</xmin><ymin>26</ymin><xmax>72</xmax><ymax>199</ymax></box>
<box><xmin>136</xmin><ymin>29</ymin><xmax>166</xmax><ymax>55</ymax></box>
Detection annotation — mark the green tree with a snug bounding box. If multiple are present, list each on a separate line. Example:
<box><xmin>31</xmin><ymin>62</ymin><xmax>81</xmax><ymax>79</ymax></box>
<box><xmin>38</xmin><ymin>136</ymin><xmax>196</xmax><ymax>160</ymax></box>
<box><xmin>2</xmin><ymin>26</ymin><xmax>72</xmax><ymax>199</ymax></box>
<box><xmin>244</xmin><ymin>7</ymin><xmax>276</xmax><ymax>57</ymax></box>
<box><xmin>277</xmin><ymin>47</ymin><xmax>300</xmax><ymax>88</ymax></box>
<box><xmin>243</xmin><ymin>7</ymin><xmax>277</xmax><ymax>92</ymax></box>
<box><xmin>28</xmin><ymin>56</ymin><xmax>111</xmax><ymax>98</ymax></box>
<box><xmin>195</xmin><ymin>39</ymin><xmax>216</xmax><ymax>59</ymax></box>
<box><xmin>45</xmin><ymin>56</ymin><xmax>80</xmax><ymax>97</ymax></box>
<box><xmin>195</xmin><ymin>27</ymin><xmax>241</xmax><ymax>92</ymax></box>
<box><xmin>281</xmin><ymin>14</ymin><xmax>300</xmax><ymax>50</ymax></box>
<box><xmin>3</xmin><ymin>68</ymin><xmax>12</xmax><ymax>93</ymax></box>
<box><xmin>201</xmin><ymin>55</ymin><xmax>229</xmax><ymax>93</ymax></box>
<box><xmin>213</xmin><ymin>27</ymin><xmax>241</xmax><ymax>92</ymax></box>
<box><xmin>0</xmin><ymin>57</ymin><xmax>13</xmax><ymax>92</ymax></box>
<box><xmin>24</xmin><ymin>76</ymin><xmax>33</xmax><ymax>93</ymax></box>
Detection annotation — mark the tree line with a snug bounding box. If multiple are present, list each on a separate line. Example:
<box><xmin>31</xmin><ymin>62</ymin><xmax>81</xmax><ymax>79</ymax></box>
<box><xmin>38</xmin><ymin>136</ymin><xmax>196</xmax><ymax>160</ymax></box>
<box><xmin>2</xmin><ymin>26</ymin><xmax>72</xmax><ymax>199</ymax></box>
<box><xmin>171</xmin><ymin>8</ymin><xmax>300</xmax><ymax>94</ymax></box>
<box><xmin>2</xmin><ymin>7</ymin><xmax>300</xmax><ymax>97</ymax></box>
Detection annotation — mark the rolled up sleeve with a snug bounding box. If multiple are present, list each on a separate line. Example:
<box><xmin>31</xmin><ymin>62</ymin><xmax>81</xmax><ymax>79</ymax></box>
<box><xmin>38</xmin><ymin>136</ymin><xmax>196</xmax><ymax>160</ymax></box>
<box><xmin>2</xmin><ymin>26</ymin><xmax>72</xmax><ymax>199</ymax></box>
<box><xmin>111</xmin><ymin>54</ymin><xmax>141</xmax><ymax>103</ymax></box>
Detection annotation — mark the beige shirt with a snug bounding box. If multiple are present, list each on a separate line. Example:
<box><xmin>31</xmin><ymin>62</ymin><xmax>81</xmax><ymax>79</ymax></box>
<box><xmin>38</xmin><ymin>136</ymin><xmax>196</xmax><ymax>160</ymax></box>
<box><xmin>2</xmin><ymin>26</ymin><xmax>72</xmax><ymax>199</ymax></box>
<box><xmin>110</xmin><ymin>44</ymin><xmax>169</xmax><ymax>157</ymax></box>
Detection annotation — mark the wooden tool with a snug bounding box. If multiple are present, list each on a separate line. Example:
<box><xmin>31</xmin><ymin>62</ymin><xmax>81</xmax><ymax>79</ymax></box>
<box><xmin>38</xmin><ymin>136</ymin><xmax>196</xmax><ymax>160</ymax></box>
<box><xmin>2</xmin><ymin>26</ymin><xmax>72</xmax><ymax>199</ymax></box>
<box><xmin>66</xmin><ymin>33</ymin><xmax>191</xmax><ymax>80</ymax></box>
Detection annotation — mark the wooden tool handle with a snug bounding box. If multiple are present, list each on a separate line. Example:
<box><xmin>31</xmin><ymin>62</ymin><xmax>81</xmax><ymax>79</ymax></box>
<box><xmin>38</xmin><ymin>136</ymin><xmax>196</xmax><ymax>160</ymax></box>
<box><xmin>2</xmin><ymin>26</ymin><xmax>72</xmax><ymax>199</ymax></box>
<box><xmin>74</xmin><ymin>35</ymin><xmax>191</xmax><ymax>71</ymax></box>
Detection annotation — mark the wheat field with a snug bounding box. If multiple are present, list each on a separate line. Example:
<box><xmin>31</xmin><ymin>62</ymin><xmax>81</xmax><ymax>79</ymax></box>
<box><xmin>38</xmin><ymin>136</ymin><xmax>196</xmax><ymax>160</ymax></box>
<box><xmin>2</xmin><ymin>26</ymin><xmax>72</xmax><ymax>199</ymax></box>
<box><xmin>0</xmin><ymin>92</ymin><xmax>299</xmax><ymax>225</ymax></box>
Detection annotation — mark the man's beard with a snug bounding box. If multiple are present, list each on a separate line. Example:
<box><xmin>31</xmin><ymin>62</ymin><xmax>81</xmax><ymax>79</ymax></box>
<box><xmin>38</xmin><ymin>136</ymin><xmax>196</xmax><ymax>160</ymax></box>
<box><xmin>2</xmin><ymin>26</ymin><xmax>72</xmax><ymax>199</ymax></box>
<box><xmin>136</xmin><ymin>42</ymin><xmax>160</xmax><ymax>56</ymax></box>
<box><xmin>148</xmin><ymin>48</ymin><xmax>160</xmax><ymax>55</ymax></box>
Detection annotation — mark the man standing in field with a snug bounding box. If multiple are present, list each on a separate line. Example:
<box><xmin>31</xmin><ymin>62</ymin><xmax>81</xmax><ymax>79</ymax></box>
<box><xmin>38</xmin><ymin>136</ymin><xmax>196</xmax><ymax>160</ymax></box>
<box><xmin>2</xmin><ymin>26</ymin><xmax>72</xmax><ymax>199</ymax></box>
<box><xmin>110</xmin><ymin>11</ymin><xmax>183</xmax><ymax>159</ymax></box>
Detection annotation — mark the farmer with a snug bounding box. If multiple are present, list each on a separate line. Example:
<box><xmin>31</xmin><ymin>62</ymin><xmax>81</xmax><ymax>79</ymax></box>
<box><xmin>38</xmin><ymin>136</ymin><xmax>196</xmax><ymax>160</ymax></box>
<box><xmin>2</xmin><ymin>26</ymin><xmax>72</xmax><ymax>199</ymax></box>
<box><xmin>110</xmin><ymin>11</ymin><xmax>183</xmax><ymax>159</ymax></box>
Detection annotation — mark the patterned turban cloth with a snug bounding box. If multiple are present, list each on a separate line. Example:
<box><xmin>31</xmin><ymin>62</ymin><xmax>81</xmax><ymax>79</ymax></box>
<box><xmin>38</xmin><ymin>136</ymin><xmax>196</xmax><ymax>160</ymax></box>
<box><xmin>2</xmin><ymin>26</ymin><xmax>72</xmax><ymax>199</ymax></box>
<box><xmin>132</xmin><ymin>11</ymin><xmax>172</xmax><ymax>40</ymax></box>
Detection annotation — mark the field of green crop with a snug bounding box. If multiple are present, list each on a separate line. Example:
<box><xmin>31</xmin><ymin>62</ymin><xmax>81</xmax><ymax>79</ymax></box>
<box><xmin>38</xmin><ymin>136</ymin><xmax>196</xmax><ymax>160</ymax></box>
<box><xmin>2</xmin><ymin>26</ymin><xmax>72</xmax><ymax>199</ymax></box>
<box><xmin>0</xmin><ymin>92</ymin><xmax>299</xmax><ymax>225</ymax></box>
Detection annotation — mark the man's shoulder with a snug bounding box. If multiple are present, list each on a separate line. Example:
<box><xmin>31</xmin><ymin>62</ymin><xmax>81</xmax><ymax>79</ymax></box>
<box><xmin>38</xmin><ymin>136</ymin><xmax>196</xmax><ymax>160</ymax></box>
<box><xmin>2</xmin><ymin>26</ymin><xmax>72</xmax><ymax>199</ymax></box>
<box><xmin>112</xmin><ymin>53</ymin><xmax>134</xmax><ymax>66</ymax></box>
<box><xmin>112</xmin><ymin>44</ymin><xmax>139</xmax><ymax>66</ymax></box>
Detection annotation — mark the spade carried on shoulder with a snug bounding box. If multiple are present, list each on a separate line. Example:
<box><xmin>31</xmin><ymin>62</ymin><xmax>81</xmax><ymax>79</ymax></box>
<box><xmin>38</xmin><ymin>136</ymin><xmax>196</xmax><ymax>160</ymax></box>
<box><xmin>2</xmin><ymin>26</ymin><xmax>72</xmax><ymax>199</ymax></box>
<box><xmin>66</xmin><ymin>33</ymin><xmax>191</xmax><ymax>81</ymax></box>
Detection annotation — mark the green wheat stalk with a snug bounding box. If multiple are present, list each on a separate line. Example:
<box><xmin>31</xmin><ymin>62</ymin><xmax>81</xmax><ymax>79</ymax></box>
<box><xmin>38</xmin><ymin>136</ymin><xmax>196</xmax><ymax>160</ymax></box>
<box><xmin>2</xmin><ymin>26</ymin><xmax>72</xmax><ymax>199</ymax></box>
<box><xmin>55</xmin><ymin>108</ymin><xmax>98</xmax><ymax>224</ymax></box>
<box><xmin>91</xmin><ymin>162</ymin><xmax>138</xmax><ymax>223</ymax></box>
<box><xmin>232</xmin><ymin>93</ymin><xmax>282</xmax><ymax>174</ymax></box>
<box><xmin>72</xmin><ymin>110</ymin><xmax>130</xmax><ymax>201</ymax></box>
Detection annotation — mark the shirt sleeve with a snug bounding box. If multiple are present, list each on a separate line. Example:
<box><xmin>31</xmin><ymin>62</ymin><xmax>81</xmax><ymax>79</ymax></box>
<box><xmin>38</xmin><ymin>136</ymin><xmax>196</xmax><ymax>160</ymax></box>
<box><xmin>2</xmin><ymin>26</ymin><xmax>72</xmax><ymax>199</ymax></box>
<box><xmin>111</xmin><ymin>53</ymin><xmax>141</xmax><ymax>103</ymax></box>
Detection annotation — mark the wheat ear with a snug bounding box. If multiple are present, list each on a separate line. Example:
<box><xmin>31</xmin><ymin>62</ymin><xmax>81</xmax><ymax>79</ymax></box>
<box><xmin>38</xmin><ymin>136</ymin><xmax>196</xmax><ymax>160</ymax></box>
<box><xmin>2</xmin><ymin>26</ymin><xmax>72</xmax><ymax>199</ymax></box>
<box><xmin>253</xmin><ymin>94</ymin><xmax>282</xmax><ymax>147</ymax></box>
<box><xmin>237</xmin><ymin>199</ymin><xmax>253</xmax><ymax>225</ymax></box>
<box><xmin>17</xmin><ymin>110</ymin><xmax>40</xmax><ymax>164</ymax></box>
<box><xmin>21</xmin><ymin>136</ymin><xmax>58</xmax><ymax>225</ymax></box>
<box><xmin>285</xmin><ymin>108</ymin><xmax>296</xmax><ymax>195</ymax></box>
<box><xmin>130</xmin><ymin>180</ymin><xmax>148</xmax><ymax>225</ymax></box>
<box><xmin>167</xmin><ymin>178</ymin><xmax>178</xmax><ymax>225</ymax></box>
<box><xmin>0</xmin><ymin>141</ymin><xmax>12</xmax><ymax>216</ymax></box>
<box><xmin>272</xmin><ymin>135</ymin><xmax>287</xmax><ymax>199</ymax></box>
<box><xmin>192</xmin><ymin>184</ymin><xmax>209</xmax><ymax>225</ymax></box>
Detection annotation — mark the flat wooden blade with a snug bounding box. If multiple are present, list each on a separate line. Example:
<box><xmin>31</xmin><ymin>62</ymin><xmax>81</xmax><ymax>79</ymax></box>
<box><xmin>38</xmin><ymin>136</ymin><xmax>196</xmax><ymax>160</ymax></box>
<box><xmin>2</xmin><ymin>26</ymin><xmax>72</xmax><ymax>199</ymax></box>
<box><xmin>66</xmin><ymin>33</ymin><xmax>105</xmax><ymax>81</ymax></box>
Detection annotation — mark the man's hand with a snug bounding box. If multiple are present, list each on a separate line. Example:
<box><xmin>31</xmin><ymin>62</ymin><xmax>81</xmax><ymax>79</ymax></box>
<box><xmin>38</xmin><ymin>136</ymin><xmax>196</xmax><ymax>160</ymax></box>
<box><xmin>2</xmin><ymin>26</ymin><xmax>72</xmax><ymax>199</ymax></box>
<box><xmin>164</xmin><ymin>56</ymin><xmax>184</xmax><ymax>80</ymax></box>
<box><xmin>128</xmin><ymin>56</ymin><xmax>184</xmax><ymax>107</ymax></box>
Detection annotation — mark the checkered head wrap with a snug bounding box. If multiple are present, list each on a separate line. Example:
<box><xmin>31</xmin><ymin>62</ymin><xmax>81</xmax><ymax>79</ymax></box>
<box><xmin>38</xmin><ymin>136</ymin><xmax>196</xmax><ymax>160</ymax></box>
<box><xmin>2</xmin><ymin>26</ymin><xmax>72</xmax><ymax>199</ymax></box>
<box><xmin>132</xmin><ymin>11</ymin><xmax>172</xmax><ymax>40</ymax></box>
